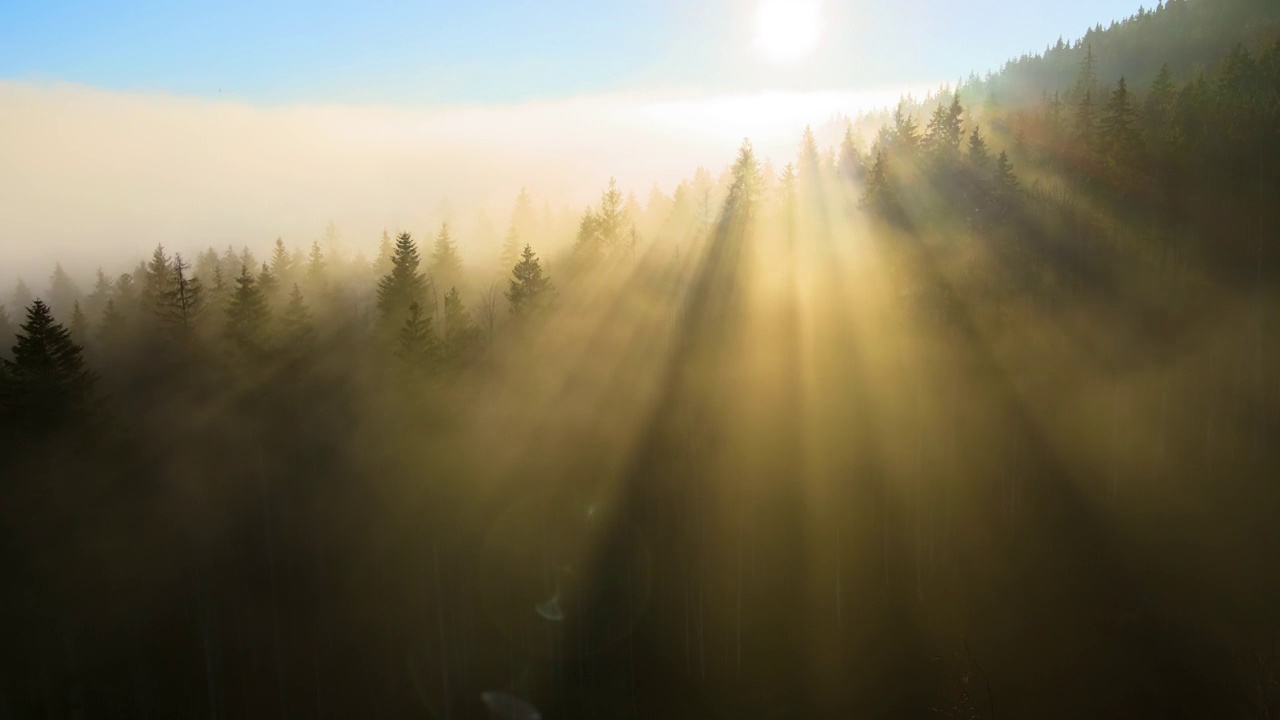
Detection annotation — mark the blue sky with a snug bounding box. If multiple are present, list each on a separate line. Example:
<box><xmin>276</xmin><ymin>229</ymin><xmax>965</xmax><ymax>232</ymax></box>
<box><xmin>2</xmin><ymin>0</ymin><xmax>1145</xmax><ymax>105</ymax></box>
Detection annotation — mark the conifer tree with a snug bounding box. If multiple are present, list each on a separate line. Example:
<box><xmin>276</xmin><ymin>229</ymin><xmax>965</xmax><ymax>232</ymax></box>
<box><xmin>0</xmin><ymin>299</ymin><xmax>96</xmax><ymax>432</ymax></box>
<box><xmin>726</xmin><ymin>139</ymin><xmax>763</xmax><ymax>219</ymax></box>
<box><xmin>207</xmin><ymin>265</ymin><xmax>230</xmax><ymax>318</ymax></box>
<box><xmin>506</xmin><ymin>244</ymin><xmax>553</xmax><ymax>318</ymax></box>
<box><xmin>798</xmin><ymin>125</ymin><xmax>822</xmax><ymax>185</ymax></box>
<box><xmin>225</xmin><ymin>266</ymin><xmax>271</xmax><ymax>358</ymax></box>
<box><xmin>500</xmin><ymin>227</ymin><xmax>523</xmax><ymax>273</ymax></box>
<box><xmin>861</xmin><ymin>147</ymin><xmax>897</xmax><ymax>216</ymax></box>
<box><xmin>376</xmin><ymin>232</ymin><xmax>428</xmax><ymax>328</ymax></box>
<box><xmin>596</xmin><ymin>178</ymin><xmax>626</xmax><ymax>252</ymax></box>
<box><xmin>0</xmin><ymin>305</ymin><xmax>11</xmax><ymax>360</ymax></box>
<box><xmin>306</xmin><ymin>241</ymin><xmax>327</xmax><ymax>292</ymax></box>
<box><xmin>571</xmin><ymin>210</ymin><xmax>603</xmax><ymax>266</ymax></box>
<box><xmin>511</xmin><ymin>188</ymin><xmax>537</xmax><ymax>242</ymax></box>
<box><xmin>143</xmin><ymin>244</ymin><xmax>175</xmax><ymax>325</ymax></box>
<box><xmin>397</xmin><ymin>301</ymin><xmax>438</xmax><ymax>370</ymax></box>
<box><xmin>1144</xmin><ymin>64</ymin><xmax>1176</xmax><ymax>140</ymax></box>
<box><xmin>376</xmin><ymin>230</ymin><xmax>395</xmax><ymax>277</ymax></box>
<box><xmin>891</xmin><ymin>102</ymin><xmax>922</xmax><ymax>156</ymax></box>
<box><xmin>85</xmin><ymin>269</ymin><xmax>113</xmax><ymax>322</ymax></box>
<box><xmin>443</xmin><ymin>287</ymin><xmax>480</xmax><ymax>365</ymax></box>
<box><xmin>113</xmin><ymin>273</ymin><xmax>138</xmax><ymax>323</ymax></box>
<box><xmin>10</xmin><ymin>279</ymin><xmax>33</xmax><ymax>312</ymax></box>
<box><xmin>97</xmin><ymin>299</ymin><xmax>127</xmax><ymax>356</ymax></box>
<box><xmin>838</xmin><ymin>124</ymin><xmax>864</xmax><ymax>183</ymax></box>
<box><xmin>1101</xmin><ymin>76</ymin><xmax>1142</xmax><ymax>163</ymax></box>
<box><xmin>257</xmin><ymin>262</ymin><xmax>279</xmax><ymax>307</ymax></box>
<box><xmin>967</xmin><ymin>125</ymin><xmax>991</xmax><ymax>167</ymax></box>
<box><xmin>47</xmin><ymin>263</ymin><xmax>82</xmax><ymax>321</ymax></box>
<box><xmin>69</xmin><ymin>300</ymin><xmax>90</xmax><ymax>348</ymax></box>
<box><xmin>993</xmin><ymin>150</ymin><xmax>1021</xmax><ymax>213</ymax></box>
<box><xmin>430</xmin><ymin>222</ymin><xmax>463</xmax><ymax>293</ymax></box>
<box><xmin>162</xmin><ymin>254</ymin><xmax>203</xmax><ymax>339</ymax></box>
<box><xmin>281</xmin><ymin>284</ymin><xmax>316</xmax><ymax>347</ymax></box>
<box><xmin>269</xmin><ymin>237</ymin><xmax>295</xmax><ymax>288</ymax></box>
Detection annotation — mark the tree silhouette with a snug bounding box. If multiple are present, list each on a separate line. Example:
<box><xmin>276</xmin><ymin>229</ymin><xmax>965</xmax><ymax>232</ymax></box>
<box><xmin>506</xmin><ymin>244</ymin><xmax>553</xmax><ymax>318</ymax></box>
<box><xmin>0</xmin><ymin>299</ymin><xmax>96</xmax><ymax>434</ymax></box>
<box><xmin>430</xmin><ymin>222</ymin><xmax>463</xmax><ymax>294</ymax></box>
<box><xmin>397</xmin><ymin>301</ymin><xmax>438</xmax><ymax>371</ymax></box>
<box><xmin>377</xmin><ymin>232</ymin><xmax>428</xmax><ymax>330</ymax></box>
<box><xmin>225</xmin><ymin>265</ymin><xmax>271</xmax><ymax>358</ymax></box>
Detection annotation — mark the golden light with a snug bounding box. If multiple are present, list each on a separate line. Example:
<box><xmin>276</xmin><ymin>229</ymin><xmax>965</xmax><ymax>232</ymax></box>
<box><xmin>753</xmin><ymin>0</ymin><xmax>822</xmax><ymax>65</ymax></box>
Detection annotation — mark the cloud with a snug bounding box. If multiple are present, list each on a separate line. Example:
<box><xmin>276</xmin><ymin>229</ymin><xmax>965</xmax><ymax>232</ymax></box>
<box><xmin>0</xmin><ymin>80</ymin><xmax>922</xmax><ymax>282</ymax></box>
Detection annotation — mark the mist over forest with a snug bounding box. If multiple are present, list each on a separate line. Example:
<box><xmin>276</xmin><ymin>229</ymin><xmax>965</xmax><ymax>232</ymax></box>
<box><xmin>3</xmin><ymin>0</ymin><xmax>1280</xmax><ymax>717</ymax></box>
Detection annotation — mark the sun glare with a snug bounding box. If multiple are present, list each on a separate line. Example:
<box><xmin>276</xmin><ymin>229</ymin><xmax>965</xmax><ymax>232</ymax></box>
<box><xmin>754</xmin><ymin>0</ymin><xmax>822</xmax><ymax>65</ymax></box>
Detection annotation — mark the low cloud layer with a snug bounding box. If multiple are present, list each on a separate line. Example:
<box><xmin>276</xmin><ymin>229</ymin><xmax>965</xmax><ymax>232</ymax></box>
<box><xmin>0</xmin><ymin>80</ymin><xmax>919</xmax><ymax>282</ymax></box>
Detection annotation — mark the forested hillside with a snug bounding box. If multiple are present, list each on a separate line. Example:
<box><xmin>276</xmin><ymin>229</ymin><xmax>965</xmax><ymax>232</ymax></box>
<box><xmin>2</xmin><ymin>0</ymin><xmax>1280</xmax><ymax>717</ymax></box>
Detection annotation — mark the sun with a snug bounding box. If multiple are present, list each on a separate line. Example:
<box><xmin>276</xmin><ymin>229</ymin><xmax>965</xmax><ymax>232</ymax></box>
<box><xmin>753</xmin><ymin>0</ymin><xmax>822</xmax><ymax>65</ymax></box>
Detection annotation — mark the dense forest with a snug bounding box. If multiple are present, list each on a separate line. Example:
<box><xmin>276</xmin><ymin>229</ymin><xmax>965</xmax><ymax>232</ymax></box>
<box><xmin>3</xmin><ymin>0</ymin><xmax>1280</xmax><ymax>717</ymax></box>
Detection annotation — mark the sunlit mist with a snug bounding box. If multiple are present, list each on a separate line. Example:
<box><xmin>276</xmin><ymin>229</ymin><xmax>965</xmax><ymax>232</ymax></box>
<box><xmin>754</xmin><ymin>0</ymin><xmax>823</xmax><ymax>65</ymax></box>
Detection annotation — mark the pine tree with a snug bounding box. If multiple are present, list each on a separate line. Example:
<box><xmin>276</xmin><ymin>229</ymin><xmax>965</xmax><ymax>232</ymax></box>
<box><xmin>0</xmin><ymin>305</ymin><xmax>11</xmax><ymax>360</ymax></box>
<box><xmin>97</xmin><ymin>299</ymin><xmax>127</xmax><ymax>356</ymax></box>
<box><xmin>269</xmin><ymin>237</ymin><xmax>294</xmax><ymax>289</ymax></box>
<box><xmin>194</xmin><ymin>247</ymin><xmax>221</xmax><ymax>288</ymax></box>
<box><xmin>397</xmin><ymin>302</ymin><xmax>438</xmax><ymax>370</ymax></box>
<box><xmin>306</xmin><ymin>241</ymin><xmax>327</xmax><ymax>292</ymax></box>
<box><xmin>725</xmin><ymin>139</ymin><xmax>763</xmax><ymax>219</ymax></box>
<box><xmin>511</xmin><ymin>188</ymin><xmax>537</xmax><ymax>242</ymax></box>
<box><xmin>891</xmin><ymin>102</ymin><xmax>921</xmax><ymax>155</ymax></box>
<box><xmin>85</xmin><ymin>269</ymin><xmax>113</xmax><ymax>322</ymax></box>
<box><xmin>861</xmin><ymin>147</ymin><xmax>896</xmax><ymax>215</ymax></box>
<box><xmin>838</xmin><ymin>124</ymin><xmax>863</xmax><ymax>183</ymax></box>
<box><xmin>430</xmin><ymin>222</ymin><xmax>463</xmax><ymax>293</ymax></box>
<box><xmin>993</xmin><ymin>150</ymin><xmax>1021</xmax><ymax>212</ymax></box>
<box><xmin>225</xmin><ymin>266</ymin><xmax>271</xmax><ymax>357</ymax></box>
<box><xmin>143</xmin><ymin>244</ymin><xmax>175</xmax><ymax>325</ymax></box>
<box><xmin>1144</xmin><ymin>63</ymin><xmax>1176</xmax><ymax>140</ymax></box>
<box><xmin>10</xmin><ymin>279</ymin><xmax>33</xmax><ymax>312</ymax></box>
<box><xmin>798</xmin><ymin>125</ymin><xmax>822</xmax><ymax>185</ymax></box>
<box><xmin>257</xmin><ymin>262</ymin><xmax>279</xmax><ymax>307</ymax></box>
<box><xmin>69</xmin><ymin>300</ymin><xmax>90</xmax><ymax>348</ymax></box>
<box><xmin>162</xmin><ymin>254</ymin><xmax>203</xmax><ymax>339</ymax></box>
<box><xmin>506</xmin><ymin>244</ymin><xmax>553</xmax><ymax>318</ymax></box>
<box><xmin>281</xmin><ymin>284</ymin><xmax>315</xmax><ymax>346</ymax></box>
<box><xmin>376</xmin><ymin>230</ymin><xmax>395</xmax><ymax>277</ymax></box>
<box><xmin>207</xmin><ymin>265</ymin><xmax>230</xmax><ymax>317</ymax></box>
<box><xmin>113</xmin><ymin>273</ymin><xmax>138</xmax><ymax>323</ymax></box>
<box><xmin>443</xmin><ymin>286</ymin><xmax>480</xmax><ymax>365</ymax></box>
<box><xmin>1101</xmin><ymin>76</ymin><xmax>1142</xmax><ymax>163</ymax></box>
<box><xmin>1073</xmin><ymin>45</ymin><xmax>1099</xmax><ymax>150</ymax></box>
<box><xmin>48</xmin><ymin>263</ymin><xmax>82</xmax><ymax>321</ymax></box>
<box><xmin>967</xmin><ymin>125</ymin><xmax>991</xmax><ymax>167</ymax></box>
<box><xmin>0</xmin><ymin>299</ymin><xmax>96</xmax><ymax>432</ymax></box>
<box><xmin>597</xmin><ymin>178</ymin><xmax>626</xmax><ymax>251</ymax></box>
<box><xmin>500</xmin><ymin>227</ymin><xmax>523</xmax><ymax>272</ymax></box>
<box><xmin>376</xmin><ymin>232</ymin><xmax>428</xmax><ymax>327</ymax></box>
<box><xmin>570</xmin><ymin>209</ymin><xmax>603</xmax><ymax>267</ymax></box>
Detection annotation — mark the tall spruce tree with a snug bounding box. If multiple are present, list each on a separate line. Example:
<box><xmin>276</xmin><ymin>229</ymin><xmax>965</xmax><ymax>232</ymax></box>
<box><xmin>0</xmin><ymin>299</ymin><xmax>96</xmax><ymax>433</ymax></box>
<box><xmin>443</xmin><ymin>286</ymin><xmax>480</xmax><ymax>365</ymax></box>
<box><xmin>281</xmin><ymin>284</ymin><xmax>316</xmax><ymax>347</ymax></box>
<box><xmin>506</xmin><ymin>244</ymin><xmax>553</xmax><ymax>318</ymax></box>
<box><xmin>377</xmin><ymin>232</ymin><xmax>428</xmax><ymax>328</ymax></box>
<box><xmin>162</xmin><ymin>254</ymin><xmax>203</xmax><ymax>340</ymax></box>
<box><xmin>430</xmin><ymin>223</ymin><xmax>463</xmax><ymax>294</ymax></box>
<box><xmin>68</xmin><ymin>301</ymin><xmax>90</xmax><ymax>348</ymax></box>
<box><xmin>225</xmin><ymin>266</ymin><xmax>271</xmax><ymax>358</ymax></box>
